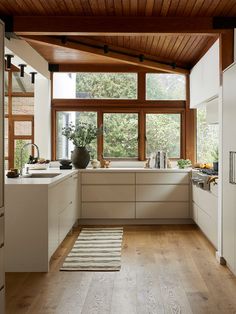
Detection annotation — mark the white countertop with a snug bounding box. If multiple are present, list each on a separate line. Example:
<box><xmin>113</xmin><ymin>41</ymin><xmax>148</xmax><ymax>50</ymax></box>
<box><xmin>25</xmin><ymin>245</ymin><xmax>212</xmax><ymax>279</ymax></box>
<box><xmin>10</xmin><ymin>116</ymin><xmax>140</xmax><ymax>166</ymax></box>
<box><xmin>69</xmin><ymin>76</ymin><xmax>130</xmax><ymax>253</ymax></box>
<box><xmin>5</xmin><ymin>167</ymin><xmax>191</xmax><ymax>186</ymax></box>
<box><xmin>5</xmin><ymin>169</ymin><xmax>78</xmax><ymax>186</ymax></box>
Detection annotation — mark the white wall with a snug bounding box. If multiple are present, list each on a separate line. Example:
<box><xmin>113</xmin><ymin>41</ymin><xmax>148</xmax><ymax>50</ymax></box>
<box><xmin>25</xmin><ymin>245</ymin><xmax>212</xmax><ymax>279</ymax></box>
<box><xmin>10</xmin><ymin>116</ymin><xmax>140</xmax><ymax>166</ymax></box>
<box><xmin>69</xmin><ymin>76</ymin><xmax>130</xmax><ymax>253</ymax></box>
<box><xmin>34</xmin><ymin>78</ymin><xmax>51</xmax><ymax>159</ymax></box>
<box><xmin>53</xmin><ymin>73</ymin><xmax>76</xmax><ymax>98</ymax></box>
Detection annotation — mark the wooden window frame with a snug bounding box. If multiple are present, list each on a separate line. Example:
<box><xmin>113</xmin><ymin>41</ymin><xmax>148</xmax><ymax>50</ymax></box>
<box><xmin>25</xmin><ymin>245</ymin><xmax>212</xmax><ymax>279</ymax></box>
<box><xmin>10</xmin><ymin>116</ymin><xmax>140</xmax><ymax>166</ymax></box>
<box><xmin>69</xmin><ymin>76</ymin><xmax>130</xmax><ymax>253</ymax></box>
<box><xmin>5</xmin><ymin>69</ymin><xmax>35</xmax><ymax>169</ymax></box>
<box><xmin>51</xmin><ymin>71</ymin><xmax>195</xmax><ymax>162</ymax></box>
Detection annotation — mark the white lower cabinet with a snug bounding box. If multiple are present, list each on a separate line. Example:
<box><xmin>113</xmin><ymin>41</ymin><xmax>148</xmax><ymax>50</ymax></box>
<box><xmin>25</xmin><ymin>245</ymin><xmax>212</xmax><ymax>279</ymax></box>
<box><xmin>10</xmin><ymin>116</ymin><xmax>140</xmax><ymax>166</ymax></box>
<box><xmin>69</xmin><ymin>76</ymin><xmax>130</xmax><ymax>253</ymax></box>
<box><xmin>136</xmin><ymin>202</ymin><xmax>189</xmax><ymax>219</ymax></box>
<box><xmin>82</xmin><ymin>202</ymin><xmax>135</xmax><ymax>219</ymax></box>
<box><xmin>59</xmin><ymin>202</ymin><xmax>74</xmax><ymax>243</ymax></box>
<box><xmin>81</xmin><ymin>171</ymin><xmax>190</xmax><ymax>220</ymax></box>
<box><xmin>192</xmin><ymin>184</ymin><xmax>218</xmax><ymax>248</ymax></box>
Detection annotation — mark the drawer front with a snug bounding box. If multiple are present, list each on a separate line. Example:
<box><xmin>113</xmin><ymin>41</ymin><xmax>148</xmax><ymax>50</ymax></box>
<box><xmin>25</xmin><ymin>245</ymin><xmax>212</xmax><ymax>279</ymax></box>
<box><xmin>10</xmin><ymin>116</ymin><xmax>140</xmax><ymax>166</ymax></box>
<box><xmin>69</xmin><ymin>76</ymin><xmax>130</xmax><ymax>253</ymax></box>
<box><xmin>82</xmin><ymin>185</ymin><xmax>135</xmax><ymax>202</ymax></box>
<box><xmin>192</xmin><ymin>185</ymin><xmax>217</xmax><ymax>220</ymax></box>
<box><xmin>59</xmin><ymin>203</ymin><xmax>75</xmax><ymax>243</ymax></box>
<box><xmin>0</xmin><ymin>246</ymin><xmax>4</xmax><ymax>289</ymax></box>
<box><xmin>136</xmin><ymin>172</ymin><xmax>189</xmax><ymax>185</ymax></box>
<box><xmin>192</xmin><ymin>202</ymin><xmax>198</xmax><ymax>223</ymax></box>
<box><xmin>82</xmin><ymin>202</ymin><xmax>135</xmax><ymax>219</ymax></box>
<box><xmin>0</xmin><ymin>215</ymin><xmax>3</xmax><ymax>245</ymax></box>
<box><xmin>136</xmin><ymin>185</ymin><xmax>189</xmax><ymax>202</ymax></box>
<box><xmin>136</xmin><ymin>202</ymin><xmax>189</xmax><ymax>219</ymax></box>
<box><xmin>81</xmin><ymin>172</ymin><xmax>135</xmax><ymax>185</ymax></box>
<box><xmin>49</xmin><ymin>175</ymin><xmax>74</xmax><ymax>213</ymax></box>
<box><xmin>197</xmin><ymin>204</ymin><xmax>218</xmax><ymax>248</ymax></box>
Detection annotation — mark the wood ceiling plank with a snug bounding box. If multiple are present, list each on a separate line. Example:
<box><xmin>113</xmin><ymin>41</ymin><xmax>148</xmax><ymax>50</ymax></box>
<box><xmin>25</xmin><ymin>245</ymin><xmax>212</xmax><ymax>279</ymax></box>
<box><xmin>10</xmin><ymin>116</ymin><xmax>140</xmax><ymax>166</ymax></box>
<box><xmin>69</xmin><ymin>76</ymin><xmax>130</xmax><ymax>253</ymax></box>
<box><xmin>121</xmin><ymin>0</ymin><xmax>130</xmax><ymax>16</ymax></box>
<box><xmin>154</xmin><ymin>35</ymin><xmax>166</xmax><ymax>56</ymax></box>
<box><xmin>145</xmin><ymin>0</ymin><xmax>155</xmax><ymax>16</ymax></box>
<box><xmin>202</xmin><ymin>0</ymin><xmax>222</xmax><ymax>17</ymax></box>
<box><xmin>145</xmin><ymin>36</ymin><xmax>155</xmax><ymax>54</ymax></box>
<box><xmin>167</xmin><ymin>0</ymin><xmax>180</xmax><ymax>16</ymax></box>
<box><xmin>130</xmin><ymin>0</ymin><xmax>138</xmax><ymax>16</ymax></box>
<box><xmin>152</xmin><ymin>0</ymin><xmax>164</xmax><ymax>16</ymax></box>
<box><xmin>113</xmin><ymin>0</ymin><xmax>123</xmax><ymax>16</ymax></box>
<box><xmin>96</xmin><ymin>0</ymin><xmax>107</xmax><ymax>15</ymax></box>
<box><xmin>164</xmin><ymin>35</ymin><xmax>180</xmax><ymax>59</ymax></box>
<box><xmin>211</xmin><ymin>0</ymin><xmax>234</xmax><ymax>16</ymax></box>
<box><xmin>177</xmin><ymin>35</ymin><xmax>200</xmax><ymax>62</ymax></box>
<box><xmin>182</xmin><ymin>0</ymin><xmax>196</xmax><ymax>17</ymax></box>
<box><xmin>28</xmin><ymin>0</ymin><xmax>48</xmax><ymax>15</ymax></box>
<box><xmin>23</xmin><ymin>35</ymin><xmax>189</xmax><ymax>73</ymax></box>
<box><xmin>174</xmin><ymin>0</ymin><xmax>188</xmax><ymax>16</ymax></box>
<box><xmin>172</xmin><ymin>35</ymin><xmax>191</xmax><ymax>61</ymax></box>
<box><xmin>105</xmin><ymin>0</ymin><xmax>116</xmax><ymax>16</ymax></box>
<box><xmin>159</xmin><ymin>35</ymin><xmax>173</xmax><ymax>56</ymax></box>
<box><xmin>79</xmin><ymin>0</ymin><xmax>93</xmax><ymax>15</ymax></box>
<box><xmin>71</xmin><ymin>0</ymin><xmax>84</xmax><ymax>14</ymax></box>
<box><xmin>138</xmin><ymin>0</ymin><xmax>146</xmax><ymax>16</ymax></box>
<box><xmin>189</xmin><ymin>0</ymin><xmax>205</xmax><ymax>17</ymax></box>
<box><xmin>160</xmin><ymin>0</ymin><xmax>172</xmax><ymax>16</ymax></box>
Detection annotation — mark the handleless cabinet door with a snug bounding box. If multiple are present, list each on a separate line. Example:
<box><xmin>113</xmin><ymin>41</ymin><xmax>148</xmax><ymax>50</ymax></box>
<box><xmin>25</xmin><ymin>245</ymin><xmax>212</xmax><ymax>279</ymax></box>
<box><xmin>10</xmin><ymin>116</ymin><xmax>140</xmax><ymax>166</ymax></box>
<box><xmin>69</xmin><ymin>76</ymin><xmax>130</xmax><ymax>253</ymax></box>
<box><xmin>82</xmin><ymin>185</ymin><xmax>135</xmax><ymax>202</ymax></box>
<box><xmin>136</xmin><ymin>185</ymin><xmax>189</xmax><ymax>202</ymax></box>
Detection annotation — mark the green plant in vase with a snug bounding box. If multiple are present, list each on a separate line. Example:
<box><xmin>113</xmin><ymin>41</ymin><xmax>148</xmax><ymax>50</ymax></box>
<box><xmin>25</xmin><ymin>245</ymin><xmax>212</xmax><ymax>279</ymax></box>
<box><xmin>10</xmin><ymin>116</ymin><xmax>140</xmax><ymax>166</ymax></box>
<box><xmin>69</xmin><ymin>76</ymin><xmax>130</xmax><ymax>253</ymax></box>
<box><xmin>62</xmin><ymin>122</ymin><xmax>102</xmax><ymax>169</ymax></box>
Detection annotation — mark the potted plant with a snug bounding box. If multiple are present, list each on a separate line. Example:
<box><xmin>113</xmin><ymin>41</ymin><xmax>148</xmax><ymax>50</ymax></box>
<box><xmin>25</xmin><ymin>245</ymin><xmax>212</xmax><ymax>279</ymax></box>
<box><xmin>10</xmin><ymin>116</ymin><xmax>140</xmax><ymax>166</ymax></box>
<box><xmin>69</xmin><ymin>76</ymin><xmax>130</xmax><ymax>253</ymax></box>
<box><xmin>62</xmin><ymin>122</ymin><xmax>102</xmax><ymax>169</ymax></box>
<box><xmin>177</xmin><ymin>159</ymin><xmax>192</xmax><ymax>169</ymax></box>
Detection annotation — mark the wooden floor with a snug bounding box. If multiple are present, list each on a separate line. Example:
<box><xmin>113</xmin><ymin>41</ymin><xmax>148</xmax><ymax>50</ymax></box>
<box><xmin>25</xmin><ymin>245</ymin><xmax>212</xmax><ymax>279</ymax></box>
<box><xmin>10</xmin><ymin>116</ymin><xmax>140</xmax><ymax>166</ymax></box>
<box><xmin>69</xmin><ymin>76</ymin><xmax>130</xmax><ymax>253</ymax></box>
<box><xmin>5</xmin><ymin>225</ymin><xmax>236</xmax><ymax>314</ymax></box>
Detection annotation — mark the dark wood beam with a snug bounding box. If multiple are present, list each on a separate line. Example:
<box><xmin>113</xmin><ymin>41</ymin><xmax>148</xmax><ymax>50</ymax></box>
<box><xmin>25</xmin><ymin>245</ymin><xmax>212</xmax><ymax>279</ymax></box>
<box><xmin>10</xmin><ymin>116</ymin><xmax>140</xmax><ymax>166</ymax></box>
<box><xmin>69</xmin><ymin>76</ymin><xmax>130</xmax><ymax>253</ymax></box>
<box><xmin>11</xmin><ymin>16</ymin><xmax>228</xmax><ymax>35</ymax></box>
<box><xmin>22</xmin><ymin>35</ymin><xmax>189</xmax><ymax>74</ymax></box>
<box><xmin>219</xmin><ymin>29</ymin><xmax>234</xmax><ymax>73</ymax></box>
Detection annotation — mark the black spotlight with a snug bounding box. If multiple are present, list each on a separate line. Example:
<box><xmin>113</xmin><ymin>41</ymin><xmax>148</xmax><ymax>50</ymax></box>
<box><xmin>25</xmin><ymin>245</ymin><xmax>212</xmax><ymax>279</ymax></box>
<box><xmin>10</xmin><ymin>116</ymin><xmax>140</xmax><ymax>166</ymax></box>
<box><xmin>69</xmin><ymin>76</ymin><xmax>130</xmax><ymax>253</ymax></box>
<box><xmin>5</xmin><ymin>54</ymin><xmax>14</xmax><ymax>70</ymax></box>
<box><xmin>30</xmin><ymin>72</ymin><xmax>37</xmax><ymax>84</ymax></box>
<box><xmin>18</xmin><ymin>64</ymin><xmax>27</xmax><ymax>77</ymax></box>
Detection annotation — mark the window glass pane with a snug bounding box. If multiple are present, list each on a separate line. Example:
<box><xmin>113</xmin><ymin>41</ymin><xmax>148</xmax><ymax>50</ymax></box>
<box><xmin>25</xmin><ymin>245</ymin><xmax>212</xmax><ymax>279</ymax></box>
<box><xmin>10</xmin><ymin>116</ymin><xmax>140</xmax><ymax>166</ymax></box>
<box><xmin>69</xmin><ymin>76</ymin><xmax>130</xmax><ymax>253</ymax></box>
<box><xmin>12</xmin><ymin>72</ymin><xmax>34</xmax><ymax>93</ymax></box>
<box><xmin>4</xmin><ymin>118</ymin><xmax>8</xmax><ymax>157</ymax></box>
<box><xmin>53</xmin><ymin>73</ymin><xmax>137</xmax><ymax>99</ymax></box>
<box><xmin>14</xmin><ymin>121</ymin><xmax>32</xmax><ymax>136</ymax></box>
<box><xmin>103</xmin><ymin>113</ymin><xmax>138</xmax><ymax>158</ymax></box>
<box><xmin>197</xmin><ymin>107</ymin><xmax>219</xmax><ymax>163</ymax></box>
<box><xmin>146</xmin><ymin>74</ymin><xmax>186</xmax><ymax>100</ymax></box>
<box><xmin>56</xmin><ymin>111</ymin><xmax>97</xmax><ymax>159</ymax></box>
<box><xmin>146</xmin><ymin>113</ymin><xmax>181</xmax><ymax>158</ymax></box>
<box><xmin>14</xmin><ymin>139</ymin><xmax>32</xmax><ymax>169</ymax></box>
<box><xmin>5</xmin><ymin>97</ymin><xmax>8</xmax><ymax>114</ymax></box>
<box><xmin>4</xmin><ymin>71</ymin><xmax>8</xmax><ymax>95</ymax></box>
<box><xmin>5</xmin><ymin>159</ymin><xmax>8</xmax><ymax>171</ymax></box>
<box><xmin>12</xmin><ymin>97</ymin><xmax>34</xmax><ymax>115</ymax></box>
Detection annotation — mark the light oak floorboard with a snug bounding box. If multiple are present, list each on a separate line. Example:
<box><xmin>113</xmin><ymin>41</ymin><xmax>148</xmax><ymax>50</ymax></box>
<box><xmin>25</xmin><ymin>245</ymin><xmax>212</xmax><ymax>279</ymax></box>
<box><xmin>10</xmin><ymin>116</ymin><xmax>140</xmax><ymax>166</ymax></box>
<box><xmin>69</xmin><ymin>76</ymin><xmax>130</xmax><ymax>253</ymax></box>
<box><xmin>5</xmin><ymin>225</ymin><xmax>236</xmax><ymax>314</ymax></box>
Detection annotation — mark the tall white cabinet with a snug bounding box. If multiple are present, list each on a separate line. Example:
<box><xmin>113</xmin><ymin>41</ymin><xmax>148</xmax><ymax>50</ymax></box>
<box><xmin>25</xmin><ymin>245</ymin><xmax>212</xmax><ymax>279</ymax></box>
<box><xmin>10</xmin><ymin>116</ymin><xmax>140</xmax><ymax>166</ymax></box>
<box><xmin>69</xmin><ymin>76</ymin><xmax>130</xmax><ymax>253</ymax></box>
<box><xmin>222</xmin><ymin>62</ymin><xmax>236</xmax><ymax>274</ymax></box>
<box><xmin>0</xmin><ymin>20</ymin><xmax>4</xmax><ymax>314</ymax></box>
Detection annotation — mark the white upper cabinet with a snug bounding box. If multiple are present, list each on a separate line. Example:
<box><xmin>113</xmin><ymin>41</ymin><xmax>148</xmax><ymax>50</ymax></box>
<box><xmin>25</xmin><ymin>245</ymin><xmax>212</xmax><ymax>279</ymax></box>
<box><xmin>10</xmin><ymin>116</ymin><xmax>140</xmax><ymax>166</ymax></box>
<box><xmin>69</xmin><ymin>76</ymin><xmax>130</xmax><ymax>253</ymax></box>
<box><xmin>190</xmin><ymin>40</ymin><xmax>220</xmax><ymax>108</ymax></box>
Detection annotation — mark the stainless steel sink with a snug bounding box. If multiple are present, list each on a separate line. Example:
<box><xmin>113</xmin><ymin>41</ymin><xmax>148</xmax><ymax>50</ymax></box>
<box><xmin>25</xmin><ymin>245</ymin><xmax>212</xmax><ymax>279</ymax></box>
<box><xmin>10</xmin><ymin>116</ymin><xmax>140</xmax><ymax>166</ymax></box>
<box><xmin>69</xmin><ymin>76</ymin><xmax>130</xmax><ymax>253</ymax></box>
<box><xmin>22</xmin><ymin>173</ymin><xmax>61</xmax><ymax>178</ymax></box>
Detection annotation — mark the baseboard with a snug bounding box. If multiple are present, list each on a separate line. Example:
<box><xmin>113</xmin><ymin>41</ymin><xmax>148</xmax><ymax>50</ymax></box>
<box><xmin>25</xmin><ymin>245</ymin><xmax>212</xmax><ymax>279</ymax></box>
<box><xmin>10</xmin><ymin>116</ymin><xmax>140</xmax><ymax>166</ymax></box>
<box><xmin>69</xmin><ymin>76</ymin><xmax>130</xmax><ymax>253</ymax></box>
<box><xmin>78</xmin><ymin>218</ymin><xmax>194</xmax><ymax>225</ymax></box>
<box><xmin>215</xmin><ymin>251</ymin><xmax>226</xmax><ymax>265</ymax></box>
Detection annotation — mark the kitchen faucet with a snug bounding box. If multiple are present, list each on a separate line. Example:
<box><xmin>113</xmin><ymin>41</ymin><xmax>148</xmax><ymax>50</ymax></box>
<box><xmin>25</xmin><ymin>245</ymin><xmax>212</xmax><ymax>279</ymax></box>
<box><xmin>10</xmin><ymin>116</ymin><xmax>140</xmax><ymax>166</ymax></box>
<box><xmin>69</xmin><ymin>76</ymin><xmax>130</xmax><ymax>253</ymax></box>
<box><xmin>20</xmin><ymin>143</ymin><xmax>40</xmax><ymax>176</ymax></box>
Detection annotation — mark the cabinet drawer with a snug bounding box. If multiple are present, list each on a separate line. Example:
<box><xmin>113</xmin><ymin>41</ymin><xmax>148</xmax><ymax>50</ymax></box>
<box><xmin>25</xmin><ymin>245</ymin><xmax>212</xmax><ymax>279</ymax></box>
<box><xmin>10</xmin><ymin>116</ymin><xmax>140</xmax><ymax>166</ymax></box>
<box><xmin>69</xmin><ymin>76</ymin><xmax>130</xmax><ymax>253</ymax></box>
<box><xmin>82</xmin><ymin>185</ymin><xmax>135</xmax><ymax>202</ymax></box>
<box><xmin>49</xmin><ymin>175</ymin><xmax>74</xmax><ymax>213</ymax></box>
<box><xmin>136</xmin><ymin>172</ymin><xmax>189</xmax><ymax>185</ymax></box>
<box><xmin>59</xmin><ymin>203</ymin><xmax>75</xmax><ymax>243</ymax></box>
<box><xmin>192</xmin><ymin>185</ymin><xmax>217</xmax><ymax>220</ymax></box>
<box><xmin>0</xmin><ymin>246</ymin><xmax>4</xmax><ymax>288</ymax></box>
<box><xmin>136</xmin><ymin>202</ymin><xmax>189</xmax><ymax>219</ymax></box>
<box><xmin>197</xmin><ymin>204</ymin><xmax>218</xmax><ymax>248</ymax></box>
<box><xmin>81</xmin><ymin>172</ymin><xmax>135</xmax><ymax>184</ymax></box>
<box><xmin>0</xmin><ymin>215</ymin><xmax>3</xmax><ymax>245</ymax></box>
<box><xmin>82</xmin><ymin>202</ymin><xmax>135</xmax><ymax>219</ymax></box>
<box><xmin>136</xmin><ymin>185</ymin><xmax>189</xmax><ymax>202</ymax></box>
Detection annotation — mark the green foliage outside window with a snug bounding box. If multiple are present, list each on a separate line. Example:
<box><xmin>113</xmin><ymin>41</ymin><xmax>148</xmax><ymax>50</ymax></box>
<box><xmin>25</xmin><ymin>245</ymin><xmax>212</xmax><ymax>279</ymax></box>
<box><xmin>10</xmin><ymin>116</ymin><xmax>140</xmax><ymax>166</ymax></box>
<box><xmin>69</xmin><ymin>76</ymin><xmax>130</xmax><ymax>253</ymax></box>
<box><xmin>76</xmin><ymin>73</ymin><xmax>137</xmax><ymax>99</ymax></box>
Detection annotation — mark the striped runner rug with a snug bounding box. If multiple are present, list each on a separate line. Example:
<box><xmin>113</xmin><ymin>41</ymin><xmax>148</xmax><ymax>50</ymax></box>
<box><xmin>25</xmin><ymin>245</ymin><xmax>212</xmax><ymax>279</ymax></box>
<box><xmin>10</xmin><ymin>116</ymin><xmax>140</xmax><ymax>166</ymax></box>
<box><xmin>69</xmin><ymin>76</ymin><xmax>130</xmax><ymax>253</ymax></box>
<box><xmin>60</xmin><ymin>227</ymin><xmax>123</xmax><ymax>271</ymax></box>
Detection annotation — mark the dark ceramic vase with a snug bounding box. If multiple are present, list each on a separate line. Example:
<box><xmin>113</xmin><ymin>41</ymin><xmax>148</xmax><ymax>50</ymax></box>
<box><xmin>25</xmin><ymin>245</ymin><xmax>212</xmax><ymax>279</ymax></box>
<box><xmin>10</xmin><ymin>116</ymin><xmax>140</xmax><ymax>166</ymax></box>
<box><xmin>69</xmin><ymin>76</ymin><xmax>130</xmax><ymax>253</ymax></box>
<box><xmin>71</xmin><ymin>147</ymin><xmax>90</xmax><ymax>169</ymax></box>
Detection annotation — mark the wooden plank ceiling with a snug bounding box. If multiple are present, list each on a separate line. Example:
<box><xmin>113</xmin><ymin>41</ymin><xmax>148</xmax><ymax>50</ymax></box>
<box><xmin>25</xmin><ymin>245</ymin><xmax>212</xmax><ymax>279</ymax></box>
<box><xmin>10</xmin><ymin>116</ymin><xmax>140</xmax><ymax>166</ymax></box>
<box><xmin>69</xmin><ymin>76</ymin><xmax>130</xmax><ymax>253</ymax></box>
<box><xmin>1</xmin><ymin>0</ymin><xmax>234</xmax><ymax>71</ymax></box>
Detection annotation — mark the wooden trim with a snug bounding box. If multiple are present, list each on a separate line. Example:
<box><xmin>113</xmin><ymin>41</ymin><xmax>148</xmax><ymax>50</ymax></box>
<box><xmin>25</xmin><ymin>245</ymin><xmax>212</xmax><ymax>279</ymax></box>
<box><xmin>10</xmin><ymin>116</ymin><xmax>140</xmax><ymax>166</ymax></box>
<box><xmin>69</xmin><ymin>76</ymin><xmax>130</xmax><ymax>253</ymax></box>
<box><xmin>8</xmin><ymin>92</ymin><xmax>34</xmax><ymax>97</ymax></box>
<box><xmin>55</xmin><ymin>64</ymin><xmax>167</xmax><ymax>73</ymax></box>
<box><xmin>52</xmin><ymin>99</ymin><xmax>186</xmax><ymax>109</ymax></box>
<box><xmin>138</xmin><ymin>72</ymin><xmax>145</xmax><ymax>102</ymax></box>
<box><xmin>185</xmin><ymin>75</ymin><xmax>196</xmax><ymax>164</ymax></box>
<box><xmin>139</xmin><ymin>110</ymin><xmax>145</xmax><ymax>161</ymax></box>
<box><xmin>13</xmin><ymin>16</ymin><xmax>226</xmax><ymax>35</ymax></box>
<box><xmin>22</xmin><ymin>36</ymin><xmax>189</xmax><ymax>74</ymax></box>
<box><xmin>219</xmin><ymin>29</ymin><xmax>234</xmax><ymax>78</ymax></box>
<box><xmin>97</xmin><ymin>111</ymin><xmax>103</xmax><ymax>160</ymax></box>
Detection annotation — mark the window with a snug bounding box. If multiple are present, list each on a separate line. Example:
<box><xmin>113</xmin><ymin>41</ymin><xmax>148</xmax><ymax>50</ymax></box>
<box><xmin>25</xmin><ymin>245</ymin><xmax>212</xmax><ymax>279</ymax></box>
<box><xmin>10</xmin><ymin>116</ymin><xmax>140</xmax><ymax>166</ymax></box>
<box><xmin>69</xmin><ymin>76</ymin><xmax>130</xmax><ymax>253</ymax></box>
<box><xmin>103</xmin><ymin>113</ymin><xmax>138</xmax><ymax>158</ymax></box>
<box><xmin>146</xmin><ymin>113</ymin><xmax>181</xmax><ymax>158</ymax></box>
<box><xmin>146</xmin><ymin>74</ymin><xmax>186</xmax><ymax>100</ymax></box>
<box><xmin>56</xmin><ymin>111</ymin><xmax>97</xmax><ymax>159</ymax></box>
<box><xmin>197</xmin><ymin>107</ymin><xmax>219</xmax><ymax>163</ymax></box>
<box><xmin>53</xmin><ymin>73</ymin><xmax>137</xmax><ymax>99</ymax></box>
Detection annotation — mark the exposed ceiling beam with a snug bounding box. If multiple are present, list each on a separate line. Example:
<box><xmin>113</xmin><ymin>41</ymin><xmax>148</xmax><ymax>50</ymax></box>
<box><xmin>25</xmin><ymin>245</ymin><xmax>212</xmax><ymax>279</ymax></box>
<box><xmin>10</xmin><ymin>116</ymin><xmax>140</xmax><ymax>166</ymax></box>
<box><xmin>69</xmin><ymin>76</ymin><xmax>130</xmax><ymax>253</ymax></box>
<box><xmin>22</xmin><ymin>36</ymin><xmax>189</xmax><ymax>74</ymax></box>
<box><xmin>7</xmin><ymin>16</ymin><xmax>230</xmax><ymax>36</ymax></box>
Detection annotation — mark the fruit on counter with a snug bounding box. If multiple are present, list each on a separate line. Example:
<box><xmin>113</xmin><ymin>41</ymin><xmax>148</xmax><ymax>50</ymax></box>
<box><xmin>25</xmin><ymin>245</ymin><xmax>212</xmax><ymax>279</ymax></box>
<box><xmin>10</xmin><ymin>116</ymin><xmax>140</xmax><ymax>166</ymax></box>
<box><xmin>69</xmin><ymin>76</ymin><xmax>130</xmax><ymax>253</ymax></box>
<box><xmin>38</xmin><ymin>158</ymin><xmax>50</xmax><ymax>164</ymax></box>
<box><xmin>200</xmin><ymin>163</ymin><xmax>213</xmax><ymax>169</ymax></box>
